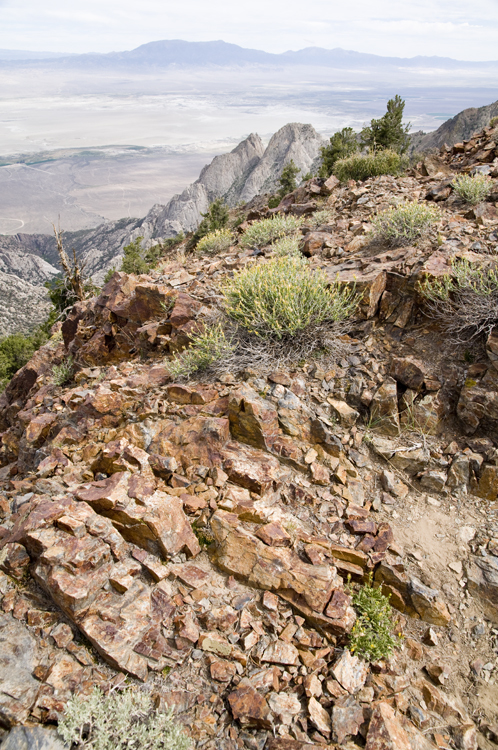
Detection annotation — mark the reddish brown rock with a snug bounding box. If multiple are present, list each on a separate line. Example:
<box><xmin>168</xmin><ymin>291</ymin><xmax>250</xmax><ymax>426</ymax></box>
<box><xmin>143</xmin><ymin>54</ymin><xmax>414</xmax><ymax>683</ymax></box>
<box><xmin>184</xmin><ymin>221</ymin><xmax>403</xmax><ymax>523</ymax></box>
<box><xmin>228</xmin><ymin>685</ymin><xmax>272</xmax><ymax>728</ymax></box>
<box><xmin>255</xmin><ymin>522</ymin><xmax>291</xmax><ymax>547</ymax></box>
<box><xmin>365</xmin><ymin>702</ymin><xmax>412</xmax><ymax>750</ymax></box>
<box><xmin>228</xmin><ymin>385</ymin><xmax>280</xmax><ymax>451</ymax></box>
<box><xmin>390</xmin><ymin>356</ymin><xmax>427</xmax><ymax>391</ymax></box>
<box><xmin>332</xmin><ymin>696</ymin><xmax>364</xmax><ymax>744</ymax></box>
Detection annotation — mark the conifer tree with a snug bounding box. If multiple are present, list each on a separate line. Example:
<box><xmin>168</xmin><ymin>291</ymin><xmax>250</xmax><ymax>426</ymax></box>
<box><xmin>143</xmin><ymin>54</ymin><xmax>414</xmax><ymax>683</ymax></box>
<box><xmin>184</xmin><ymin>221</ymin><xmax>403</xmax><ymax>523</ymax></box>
<box><xmin>278</xmin><ymin>159</ymin><xmax>301</xmax><ymax>197</ymax></box>
<box><xmin>319</xmin><ymin>127</ymin><xmax>358</xmax><ymax>178</ymax></box>
<box><xmin>360</xmin><ymin>95</ymin><xmax>411</xmax><ymax>154</ymax></box>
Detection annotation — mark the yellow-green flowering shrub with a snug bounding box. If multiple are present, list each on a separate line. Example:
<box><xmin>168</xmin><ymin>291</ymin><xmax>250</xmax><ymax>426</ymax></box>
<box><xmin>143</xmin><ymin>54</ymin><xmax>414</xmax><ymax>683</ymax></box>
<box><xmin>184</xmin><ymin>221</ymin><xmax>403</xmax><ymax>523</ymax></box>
<box><xmin>371</xmin><ymin>202</ymin><xmax>439</xmax><ymax>246</ymax></box>
<box><xmin>240</xmin><ymin>215</ymin><xmax>304</xmax><ymax>249</ymax></box>
<box><xmin>452</xmin><ymin>173</ymin><xmax>493</xmax><ymax>205</ymax></box>
<box><xmin>195</xmin><ymin>228</ymin><xmax>233</xmax><ymax>255</ymax></box>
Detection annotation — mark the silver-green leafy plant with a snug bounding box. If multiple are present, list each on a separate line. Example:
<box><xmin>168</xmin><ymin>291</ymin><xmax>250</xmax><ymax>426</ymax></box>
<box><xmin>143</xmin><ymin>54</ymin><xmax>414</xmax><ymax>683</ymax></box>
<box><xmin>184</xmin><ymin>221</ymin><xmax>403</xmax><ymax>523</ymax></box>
<box><xmin>420</xmin><ymin>257</ymin><xmax>498</xmax><ymax>342</ymax></box>
<box><xmin>52</xmin><ymin>355</ymin><xmax>75</xmax><ymax>386</ymax></box>
<box><xmin>333</xmin><ymin>149</ymin><xmax>408</xmax><ymax>182</ymax></box>
<box><xmin>222</xmin><ymin>255</ymin><xmax>357</xmax><ymax>339</ymax></box>
<box><xmin>169</xmin><ymin>322</ymin><xmax>234</xmax><ymax>379</ymax></box>
<box><xmin>452</xmin><ymin>173</ymin><xmax>493</xmax><ymax>206</ymax></box>
<box><xmin>57</xmin><ymin>687</ymin><xmax>190</xmax><ymax>750</ymax></box>
<box><xmin>240</xmin><ymin>215</ymin><xmax>304</xmax><ymax>249</ymax></box>
<box><xmin>195</xmin><ymin>228</ymin><xmax>233</xmax><ymax>255</ymax></box>
<box><xmin>371</xmin><ymin>201</ymin><xmax>439</xmax><ymax>246</ymax></box>
<box><xmin>310</xmin><ymin>208</ymin><xmax>334</xmax><ymax>227</ymax></box>
<box><xmin>271</xmin><ymin>234</ymin><xmax>302</xmax><ymax>257</ymax></box>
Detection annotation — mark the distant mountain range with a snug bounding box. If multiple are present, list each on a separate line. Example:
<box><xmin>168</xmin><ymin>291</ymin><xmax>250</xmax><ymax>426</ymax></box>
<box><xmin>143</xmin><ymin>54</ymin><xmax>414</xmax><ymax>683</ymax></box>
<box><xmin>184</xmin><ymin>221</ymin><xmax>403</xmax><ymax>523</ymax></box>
<box><xmin>1</xmin><ymin>40</ymin><xmax>498</xmax><ymax>70</ymax></box>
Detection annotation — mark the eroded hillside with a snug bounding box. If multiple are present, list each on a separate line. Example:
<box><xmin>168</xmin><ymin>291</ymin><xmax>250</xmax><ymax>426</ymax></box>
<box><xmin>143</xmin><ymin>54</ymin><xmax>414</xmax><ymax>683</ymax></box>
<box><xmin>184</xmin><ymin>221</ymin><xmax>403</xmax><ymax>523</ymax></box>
<box><xmin>1</xmin><ymin>123</ymin><xmax>498</xmax><ymax>750</ymax></box>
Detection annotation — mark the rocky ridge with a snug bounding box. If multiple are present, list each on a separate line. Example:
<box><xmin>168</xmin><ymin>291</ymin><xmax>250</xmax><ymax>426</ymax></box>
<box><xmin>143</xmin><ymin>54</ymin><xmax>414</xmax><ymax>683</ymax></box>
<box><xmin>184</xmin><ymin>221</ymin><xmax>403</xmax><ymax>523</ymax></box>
<box><xmin>1</xmin><ymin>122</ymin><xmax>498</xmax><ymax>750</ymax></box>
<box><xmin>0</xmin><ymin>124</ymin><xmax>324</xmax><ymax>333</ymax></box>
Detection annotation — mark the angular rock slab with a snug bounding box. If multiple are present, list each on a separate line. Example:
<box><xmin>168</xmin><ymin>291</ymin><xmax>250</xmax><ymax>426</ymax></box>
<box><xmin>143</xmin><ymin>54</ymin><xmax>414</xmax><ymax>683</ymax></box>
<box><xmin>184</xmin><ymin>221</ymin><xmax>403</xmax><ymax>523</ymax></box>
<box><xmin>1</xmin><ymin>726</ymin><xmax>67</xmax><ymax>750</ymax></box>
<box><xmin>0</xmin><ymin>615</ymin><xmax>41</xmax><ymax>727</ymax></box>
<box><xmin>365</xmin><ymin>702</ymin><xmax>412</xmax><ymax>750</ymax></box>
<box><xmin>211</xmin><ymin>510</ymin><xmax>352</xmax><ymax>632</ymax></box>
<box><xmin>20</xmin><ymin>496</ymin><xmax>179</xmax><ymax>680</ymax></box>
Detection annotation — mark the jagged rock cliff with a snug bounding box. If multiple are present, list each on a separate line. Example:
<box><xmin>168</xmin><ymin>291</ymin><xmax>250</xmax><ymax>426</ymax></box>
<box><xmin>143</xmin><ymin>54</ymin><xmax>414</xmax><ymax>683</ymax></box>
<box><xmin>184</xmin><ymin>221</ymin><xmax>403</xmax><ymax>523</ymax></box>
<box><xmin>411</xmin><ymin>99</ymin><xmax>498</xmax><ymax>153</ymax></box>
<box><xmin>0</xmin><ymin>270</ymin><xmax>51</xmax><ymax>336</ymax></box>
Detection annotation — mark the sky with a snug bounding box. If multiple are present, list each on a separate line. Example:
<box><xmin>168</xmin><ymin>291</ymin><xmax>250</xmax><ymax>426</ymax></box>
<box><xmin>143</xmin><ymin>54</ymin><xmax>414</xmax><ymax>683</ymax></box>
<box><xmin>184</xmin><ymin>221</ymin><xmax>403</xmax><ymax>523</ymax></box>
<box><xmin>0</xmin><ymin>0</ymin><xmax>497</xmax><ymax>61</ymax></box>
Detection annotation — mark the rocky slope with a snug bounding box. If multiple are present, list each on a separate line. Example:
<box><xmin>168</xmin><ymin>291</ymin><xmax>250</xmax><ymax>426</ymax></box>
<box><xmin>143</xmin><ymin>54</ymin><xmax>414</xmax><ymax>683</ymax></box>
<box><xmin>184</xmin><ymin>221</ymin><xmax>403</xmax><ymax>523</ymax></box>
<box><xmin>411</xmin><ymin>99</ymin><xmax>498</xmax><ymax>154</ymax></box>
<box><xmin>0</xmin><ymin>123</ymin><xmax>325</xmax><ymax>331</ymax></box>
<box><xmin>1</xmin><ymin>122</ymin><xmax>498</xmax><ymax>749</ymax></box>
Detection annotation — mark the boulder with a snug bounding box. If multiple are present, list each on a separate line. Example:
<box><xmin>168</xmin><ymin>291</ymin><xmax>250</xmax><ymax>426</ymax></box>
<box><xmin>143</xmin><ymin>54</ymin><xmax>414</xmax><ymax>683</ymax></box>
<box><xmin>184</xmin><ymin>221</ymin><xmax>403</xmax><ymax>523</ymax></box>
<box><xmin>370</xmin><ymin>378</ymin><xmax>400</xmax><ymax>436</ymax></box>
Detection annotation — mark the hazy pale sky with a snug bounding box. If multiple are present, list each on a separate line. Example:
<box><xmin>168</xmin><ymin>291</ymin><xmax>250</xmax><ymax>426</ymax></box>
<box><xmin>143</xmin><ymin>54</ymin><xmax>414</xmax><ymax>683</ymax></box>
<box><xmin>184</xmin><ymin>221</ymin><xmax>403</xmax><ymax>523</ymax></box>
<box><xmin>0</xmin><ymin>0</ymin><xmax>497</xmax><ymax>60</ymax></box>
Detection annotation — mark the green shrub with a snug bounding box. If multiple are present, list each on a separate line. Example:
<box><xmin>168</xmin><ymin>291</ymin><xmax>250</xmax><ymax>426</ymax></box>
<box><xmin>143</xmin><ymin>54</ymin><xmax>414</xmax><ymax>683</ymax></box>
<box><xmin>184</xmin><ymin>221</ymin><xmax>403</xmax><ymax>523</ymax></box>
<box><xmin>240</xmin><ymin>215</ymin><xmax>305</xmax><ymax>249</ymax></box>
<box><xmin>120</xmin><ymin>237</ymin><xmax>163</xmax><ymax>275</ymax></box>
<box><xmin>420</xmin><ymin>257</ymin><xmax>498</xmax><ymax>341</ymax></box>
<box><xmin>188</xmin><ymin>198</ymin><xmax>230</xmax><ymax>249</ymax></box>
<box><xmin>311</xmin><ymin>208</ymin><xmax>334</xmax><ymax>226</ymax></box>
<box><xmin>371</xmin><ymin>202</ymin><xmax>439</xmax><ymax>246</ymax></box>
<box><xmin>195</xmin><ymin>228</ymin><xmax>233</xmax><ymax>255</ymax></box>
<box><xmin>271</xmin><ymin>235</ymin><xmax>302</xmax><ymax>257</ymax></box>
<box><xmin>333</xmin><ymin>149</ymin><xmax>408</xmax><ymax>182</ymax></box>
<box><xmin>169</xmin><ymin>323</ymin><xmax>234</xmax><ymax>379</ymax></box>
<box><xmin>490</xmin><ymin>115</ymin><xmax>498</xmax><ymax>128</ymax></box>
<box><xmin>0</xmin><ymin>328</ymin><xmax>48</xmax><ymax>392</ymax></box>
<box><xmin>349</xmin><ymin>576</ymin><xmax>400</xmax><ymax>662</ymax></box>
<box><xmin>52</xmin><ymin>355</ymin><xmax>75</xmax><ymax>386</ymax></box>
<box><xmin>319</xmin><ymin>127</ymin><xmax>358</xmax><ymax>178</ymax></box>
<box><xmin>57</xmin><ymin>686</ymin><xmax>190</xmax><ymax>750</ymax></box>
<box><xmin>452</xmin><ymin>173</ymin><xmax>493</xmax><ymax>205</ymax></box>
<box><xmin>278</xmin><ymin>159</ymin><xmax>301</xmax><ymax>197</ymax></box>
<box><xmin>222</xmin><ymin>255</ymin><xmax>357</xmax><ymax>339</ymax></box>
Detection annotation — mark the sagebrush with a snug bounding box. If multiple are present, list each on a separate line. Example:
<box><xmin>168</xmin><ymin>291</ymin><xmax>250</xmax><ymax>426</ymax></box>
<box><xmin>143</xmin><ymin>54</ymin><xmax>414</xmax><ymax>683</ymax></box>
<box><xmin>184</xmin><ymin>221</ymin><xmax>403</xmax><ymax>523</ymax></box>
<box><xmin>57</xmin><ymin>687</ymin><xmax>190</xmax><ymax>750</ymax></box>
<box><xmin>169</xmin><ymin>323</ymin><xmax>234</xmax><ymax>380</ymax></box>
<box><xmin>195</xmin><ymin>228</ymin><xmax>233</xmax><ymax>255</ymax></box>
<box><xmin>311</xmin><ymin>208</ymin><xmax>334</xmax><ymax>226</ymax></box>
<box><xmin>371</xmin><ymin>202</ymin><xmax>439</xmax><ymax>246</ymax></box>
<box><xmin>333</xmin><ymin>149</ymin><xmax>408</xmax><ymax>182</ymax></box>
<box><xmin>240</xmin><ymin>215</ymin><xmax>304</xmax><ymax>248</ymax></box>
<box><xmin>349</xmin><ymin>576</ymin><xmax>400</xmax><ymax>662</ymax></box>
<box><xmin>420</xmin><ymin>257</ymin><xmax>498</xmax><ymax>342</ymax></box>
<box><xmin>452</xmin><ymin>173</ymin><xmax>493</xmax><ymax>205</ymax></box>
<box><xmin>223</xmin><ymin>255</ymin><xmax>357</xmax><ymax>339</ymax></box>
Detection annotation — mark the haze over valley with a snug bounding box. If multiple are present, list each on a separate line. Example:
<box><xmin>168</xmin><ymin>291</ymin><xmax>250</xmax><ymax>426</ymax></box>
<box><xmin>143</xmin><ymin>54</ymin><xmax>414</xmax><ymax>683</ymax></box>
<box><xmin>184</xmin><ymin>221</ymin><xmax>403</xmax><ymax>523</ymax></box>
<box><xmin>1</xmin><ymin>40</ymin><xmax>498</xmax><ymax>233</ymax></box>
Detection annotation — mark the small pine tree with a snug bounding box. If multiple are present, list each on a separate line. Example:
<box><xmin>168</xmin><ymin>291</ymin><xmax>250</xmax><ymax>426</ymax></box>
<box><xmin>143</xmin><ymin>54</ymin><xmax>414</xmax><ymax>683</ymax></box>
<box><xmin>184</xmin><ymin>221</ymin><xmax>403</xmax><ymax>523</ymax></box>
<box><xmin>319</xmin><ymin>128</ymin><xmax>358</xmax><ymax>178</ymax></box>
<box><xmin>278</xmin><ymin>160</ymin><xmax>300</xmax><ymax>198</ymax></box>
<box><xmin>360</xmin><ymin>95</ymin><xmax>411</xmax><ymax>154</ymax></box>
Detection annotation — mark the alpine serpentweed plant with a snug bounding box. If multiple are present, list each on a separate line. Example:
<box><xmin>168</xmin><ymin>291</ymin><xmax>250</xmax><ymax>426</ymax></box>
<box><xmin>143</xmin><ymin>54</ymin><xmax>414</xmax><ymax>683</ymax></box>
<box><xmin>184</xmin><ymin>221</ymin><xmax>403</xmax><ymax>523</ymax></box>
<box><xmin>57</xmin><ymin>687</ymin><xmax>190</xmax><ymax>750</ymax></box>
<box><xmin>333</xmin><ymin>149</ymin><xmax>408</xmax><ymax>182</ymax></box>
<box><xmin>349</xmin><ymin>575</ymin><xmax>400</xmax><ymax>663</ymax></box>
<box><xmin>452</xmin><ymin>173</ymin><xmax>493</xmax><ymax>206</ymax></box>
<box><xmin>222</xmin><ymin>255</ymin><xmax>357</xmax><ymax>339</ymax></box>
<box><xmin>240</xmin><ymin>215</ymin><xmax>305</xmax><ymax>249</ymax></box>
<box><xmin>169</xmin><ymin>323</ymin><xmax>234</xmax><ymax>379</ymax></box>
<box><xmin>420</xmin><ymin>257</ymin><xmax>498</xmax><ymax>342</ymax></box>
<box><xmin>195</xmin><ymin>228</ymin><xmax>233</xmax><ymax>255</ymax></box>
<box><xmin>371</xmin><ymin>202</ymin><xmax>439</xmax><ymax>246</ymax></box>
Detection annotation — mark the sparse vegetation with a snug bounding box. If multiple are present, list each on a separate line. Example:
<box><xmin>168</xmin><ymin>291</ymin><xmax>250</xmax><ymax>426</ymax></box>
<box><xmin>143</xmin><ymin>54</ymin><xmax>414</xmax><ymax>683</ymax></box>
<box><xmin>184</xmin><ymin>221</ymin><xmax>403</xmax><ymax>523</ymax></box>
<box><xmin>452</xmin><ymin>173</ymin><xmax>493</xmax><ymax>205</ymax></box>
<box><xmin>195</xmin><ymin>228</ymin><xmax>233</xmax><ymax>255</ymax></box>
<box><xmin>333</xmin><ymin>149</ymin><xmax>408</xmax><ymax>182</ymax></box>
<box><xmin>360</xmin><ymin>95</ymin><xmax>411</xmax><ymax>154</ymax></box>
<box><xmin>311</xmin><ymin>208</ymin><xmax>334</xmax><ymax>226</ymax></box>
<box><xmin>371</xmin><ymin>202</ymin><xmax>439</xmax><ymax>246</ymax></box>
<box><xmin>57</xmin><ymin>686</ymin><xmax>190</xmax><ymax>750</ymax></box>
<box><xmin>319</xmin><ymin>127</ymin><xmax>359</xmax><ymax>178</ymax></box>
<box><xmin>349</xmin><ymin>575</ymin><xmax>400</xmax><ymax>663</ymax></box>
<box><xmin>0</xmin><ymin>328</ymin><xmax>48</xmax><ymax>392</ymax></box>
<box><xmin>271</xmin><ymin>234</ymin><xmax>302</xmax><ymax>257</ymax></box>
<box><xmin>490</xmin><ymin>116</ymin><xmax>498</xmax><ymax>128</ymax></box>
<box><xmin>169</xmin><ymin>322</ymin><xmax>234</xmax><ymax>379</ymax></box>
<box><xmin>52</xmin><ymin>355</ymin><xmax>75</xmax><ymax>386</ymax></box>
<box><xmin>188</xmin><ymin>198</ymin><xmax>230</xmax><ymax>249</ymax></box>
<box><xmin>240</xmin><ymin>215</ymin><xmax>305</xmax><ymax>248</ymax></box>
<box><xmin>420</xmin><ymin>257</ymin><xmax>498</xmax><ymax>342</ymax></box>
<box><xmin>278</xmin><ymin>159</ymin><xmax>300</xmax><ymax>197</ymax></box>
<box><xmin>120</xmin><ymin>237</ymin><xmax>163</xmax><ymax>275</ymax></box>
<box><xmin>222</xmin><ymin>255</ymin><xmax>357</xmax><ymax>339</ymax></box>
